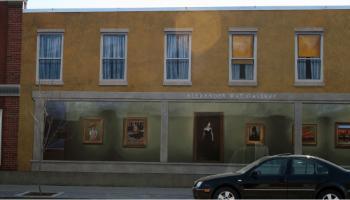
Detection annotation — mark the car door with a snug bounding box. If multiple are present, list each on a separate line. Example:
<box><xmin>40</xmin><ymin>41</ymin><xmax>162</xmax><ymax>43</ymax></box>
<box><xmin>286</xmin><ymin>158</ymin><xmax>328</xmax><ymax>199</ymax></box>
<box><xmin>241</xmin><ymin>158</ymin><xmax>288</xmax><ymax>199</ymax></box>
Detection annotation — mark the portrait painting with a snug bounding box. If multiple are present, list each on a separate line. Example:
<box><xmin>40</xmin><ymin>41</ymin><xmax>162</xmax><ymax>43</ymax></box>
<box><xmin>302</xmin><ymin>124</ymin><xmax>317</xmax><ymax>145</ymax></box>
<box><xmin>193</xmin><ymin>112</ymin><xmax>224</xmax><ymax>162</ymax></box>
<box><xmin>246</xmin><ymin>123</ymin><xmax>265</xmax><ymax>145</ymax></box>
<box><xmin>82</xmin><ymin>117</ymin><xmax>104</xmax><ymax>144</ymax></box>
<box><xmin>123</xmin><ymin>117</ymin><xmax>147</xmax><ymax>147</ymax></box>
<box><xmin>335</xmin><ymin>122</ymin><xmax>350</xmax><ymax>148</ymax></box>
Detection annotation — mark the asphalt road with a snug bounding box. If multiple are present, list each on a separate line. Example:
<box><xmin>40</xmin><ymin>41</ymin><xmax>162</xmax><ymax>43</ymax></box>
<box><xmin>0</xmin><ymin>184</ymin><xmax>193</xmax><ymax>199</ymax></box>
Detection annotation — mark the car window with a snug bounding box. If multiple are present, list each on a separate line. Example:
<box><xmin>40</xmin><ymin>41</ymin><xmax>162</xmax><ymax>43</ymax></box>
<box><xmin>291</xmin><ymin>158</ymin><xmax>315</xmax><ymax>175</ymax></box>
<box><xmin>254</xmin><ymin>158</ymin><xmax>288</xmax><ymax>175</ymax></box>
<box><xmin>316</xmin><ymin>162</ymin><xmax>329</xmax><ymax>175</ymax></box>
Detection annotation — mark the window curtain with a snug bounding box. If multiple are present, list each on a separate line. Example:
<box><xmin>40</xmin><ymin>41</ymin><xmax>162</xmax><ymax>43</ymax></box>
<box><xmin>297</xmin><ymin>60</ymin><xmax>307</xmax><ymax>80</ymax></box>
<box><xmin>311</xmin><ymin>60</ymin><xmax>321</xmax><ymax>79</ymax></box>
<box><xmin>232</xmin><ymin>63</ymin><xmax>254</xmax><ymax>80</ymax></box>
<box><xmin>166</xmin><ymin>34</ymin><xmax>189</xmax><ymax>80</ymax></box>
<box><xmin>297</xmin><ymin>59</ymin><xmax>321</xmax><ymax>80</ymax></box>
<box><xmin>102</xmin><ymin>35</ymin><xmax>125</xmax><ymax>79</ymax></box>
<box><xmin>39</xmin><ymin>34</ymin><xmax>62</xmax><ymax>79</ymax></box>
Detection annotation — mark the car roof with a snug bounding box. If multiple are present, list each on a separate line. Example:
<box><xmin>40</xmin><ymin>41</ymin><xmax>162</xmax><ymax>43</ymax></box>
<box><xmin>268</xmin><ymin>153</ymin><xmax>318</xmax><ymax>159</ymax></box>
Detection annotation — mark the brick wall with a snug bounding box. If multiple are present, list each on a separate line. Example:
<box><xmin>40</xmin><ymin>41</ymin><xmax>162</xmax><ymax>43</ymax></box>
<box><xmin>0</xmin><ymin>1</ymin><xmax>22</xmax><ymax>170</ymax></box>
<box><xmin>0</xmin><ymin>97</ymin><xmax>19</xmax><ymax>170</ymax></box>
<box><xmin>0</xmin><ymin>3</ymin><xmax>8</xmax><ymax>84</ymax></box>
<box><xmin>6</xmin><ymin>3</ymin><xmax>21</xmax><ymax>84</ymax></box>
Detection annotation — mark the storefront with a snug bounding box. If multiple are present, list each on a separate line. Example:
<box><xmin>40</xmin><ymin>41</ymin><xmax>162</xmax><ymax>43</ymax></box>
<box><xmin>29</xmin><ymin>91</ymin><xmax>350</xmax><ymax>174</ymax></box>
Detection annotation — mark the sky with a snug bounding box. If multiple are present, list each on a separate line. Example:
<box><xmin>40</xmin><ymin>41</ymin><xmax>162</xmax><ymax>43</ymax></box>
<box><xmin>27</xmin><ymin>0</ymin><xmax>350</xmax><ymax>9</ymax></box>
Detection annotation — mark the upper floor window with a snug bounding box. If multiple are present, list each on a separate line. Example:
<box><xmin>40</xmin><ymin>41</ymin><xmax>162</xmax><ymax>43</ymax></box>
<box><xmin>229</xmin><ymin>28</ymin><xmax>257</xmax><ymax>86</ymax></box>
<box><xmin>100</xmin><ymin>29</ymin><xmax>128</xmax><ymax>85</ymax></box>
<box><xmin>164</xmin><ymin>29</ymin><xmax>192</xmax><ymax>85</ymax></box>
<box><xmin>295</xmin><ymin>29</ymin><xmax>323</xmax><ymax>86</ymax></box>
<box><xmin>36</xmin><ymin>30</ymin><xmax>64</xmax><ymax>85</ymax></box>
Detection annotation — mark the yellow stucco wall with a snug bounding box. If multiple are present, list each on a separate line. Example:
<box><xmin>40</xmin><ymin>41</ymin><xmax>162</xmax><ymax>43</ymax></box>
<box><xmin>19</xmin><ymin>10</ymin><xmax>350</xmax><ymax>170</ymax></box>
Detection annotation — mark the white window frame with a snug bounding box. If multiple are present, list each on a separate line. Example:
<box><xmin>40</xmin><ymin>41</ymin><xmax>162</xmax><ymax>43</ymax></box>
<box><xmin>163</xmin><ymin>28</ymin><xmax>192</xmax><ymax>86</ymax></box>
<box><xmin>229</xmin><ymin>28</ymin><xmax>258</xmax><ymax>86</ymax></box>
<box><xmin>36</xmin><ymin>29</ymin><xmax>64</xmax><ymax>85</ymax></box>
<box><xmin>294</xmin><ymin>28</ymin><xmax>324</xmax><ymax>86</ymax></box>
<box><xmin>0</xmin><ymin>109</ymin><xmax>2</xmax><ymax>166</ymax></box>
<box><xmin>99</xmin><ymin>29</ymin><xmax>128</xmax><ymax>86</ymax></box>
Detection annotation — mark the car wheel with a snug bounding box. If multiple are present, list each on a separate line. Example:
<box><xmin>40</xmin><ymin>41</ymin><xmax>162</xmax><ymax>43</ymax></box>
<box><xmin>318</xmin><ymin>190</ymin><xmax>342</xmax><ymax>200</ymax></box>
<box><xmin>213</xmin><ymin>187</ymin><xmax>239</xmax><ymax>200</ymax></box>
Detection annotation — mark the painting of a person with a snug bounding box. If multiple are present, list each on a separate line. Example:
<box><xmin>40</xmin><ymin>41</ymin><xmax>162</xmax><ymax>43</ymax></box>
<box><xmin>199</xmin><ymin>121</ymin><xmax>216</xmax><ymax>161</ymax></box>
<box><xmin>249</xmin><ymin>126</ymin><xmax>260</xmax><ymax>141</ymax></box>
<box><xmin>202</xmin><ymin>122</ymin><xmax>214</xmax><ymax>142</ymax></box>
<box><xmin>88</xmin><ymin>124</ymin><xmax>98</xmax><ymax>141</ymax></box>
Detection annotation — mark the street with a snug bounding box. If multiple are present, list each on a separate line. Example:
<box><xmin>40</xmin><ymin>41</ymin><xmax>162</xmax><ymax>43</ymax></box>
<box><xmin>0</xmin><ymin>185</ymin><xmax>193</xmax><ymax>199</ymax></box>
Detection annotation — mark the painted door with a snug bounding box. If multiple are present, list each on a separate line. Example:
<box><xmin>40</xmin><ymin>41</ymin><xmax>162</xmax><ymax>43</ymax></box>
<box><xmin>194</xmin><ymin>112</ymin><xmax>223</xmax><ymax>162</ymax></box>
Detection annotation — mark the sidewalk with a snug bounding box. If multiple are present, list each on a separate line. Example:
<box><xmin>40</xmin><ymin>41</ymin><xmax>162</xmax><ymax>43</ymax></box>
<box><xmin>0</xmin><ymin>185</ymin><xmax>193</xmax><ymax>199</ymax></box>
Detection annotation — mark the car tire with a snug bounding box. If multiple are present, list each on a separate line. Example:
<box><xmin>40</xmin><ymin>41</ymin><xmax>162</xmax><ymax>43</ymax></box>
<box><xmin>213</xmin><ymin>187</ymin><xmax>239</xmax><ymax>200</ymax></box>
<box><xmin>317</xmin><ymin>189</ymin><xmax>343</xmax><ymax>200</ymax></box>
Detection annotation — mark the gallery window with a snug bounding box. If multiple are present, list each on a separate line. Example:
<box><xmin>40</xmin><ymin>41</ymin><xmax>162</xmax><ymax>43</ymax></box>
<box><xmin>100</xmin><ymin>29</ymin><xmax>128</xmax><ymax>85</ymax></box>
<box><xmin>36</xmin><ymin>30</ymin><xmax>64</xmax><ymax>85</ymax></box>
<box><xmin>164</xmin><ymin>29</ymin><xmax>192</xmax><ymax>85</ymax></box>
<box><xmin>302</xmin><ymin>103</ymin><xmax>350</xmax><ymax>166</ymax></box>
<box><xmin>229</xmin><ymin>28</ymin><xmax>257</xmax><ymax>86</ymax></box>
<box><xmin>168</xmin><ymin>102</ymin><xmax>294</xmax><ymax>164</ymax></box>
<box><xmin>295</xmin><ymin>30</ymin><xmax>323</xmax><ymax>85</ymax></box>
<box><xmin>43</xmin><ymin>101</ymin><xmax>161</xmax><ymax>162</ymax></box>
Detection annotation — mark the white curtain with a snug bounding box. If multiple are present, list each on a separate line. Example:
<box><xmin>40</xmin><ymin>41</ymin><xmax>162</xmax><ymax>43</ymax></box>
<box><xmin>232</xmin><ymin>63</ymin><xmax>254</xmax><ymax>80</ymax></box>
<box><xmin>166</xmin><ymin>34</ymin><xmax>189</xmax><ymax>79</ymax></box>
<box><xmin>311</xmin><ymin>60</ymin><xmax>321</xmax><ymax>79</ymax></box>
<box><xmin>39</xmin><ymin>34</ymin><xmax>62</xmax><ymax>79</ymax></box>
<box><xmin>297</xmin><ymin>60</ymin><xmax>307</xmax><ymax>80</ymax></box>
<box><xmin>102</xmin><ymin>35</ymin><xmax>125</xmax><ymax>79</ymax></box>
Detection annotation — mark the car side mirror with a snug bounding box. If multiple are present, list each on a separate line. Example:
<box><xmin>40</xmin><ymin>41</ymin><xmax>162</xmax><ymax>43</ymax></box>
<box><xmin>251</xmin><ymin>170</ymin><xmax>260</xmax><ymax>178</ymax></box>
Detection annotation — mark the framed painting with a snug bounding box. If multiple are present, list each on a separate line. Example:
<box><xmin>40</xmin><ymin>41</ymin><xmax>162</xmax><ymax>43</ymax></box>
<box><xmin>246</xmin><ymin>123</ymin><xmax>265</xmax><ymax>145</ymax></box>
<box><xmin>335</xmin><ymin>122</ymin><xmax>350</xmax><ymax>148</ymax></box>
<box><xmin>193</xmin><ymin>112</ymin><xmax>224</xmax><ymax>162</ymax></box>
<box><xmin>123</xmin><ymin>117</ymin><xmax>147</xmax><ymax>147</ymax></box>
<box><xmin>81</xmin><ymin>117</ymin><xmax>104</xmax><ymax>144</ymax></box>
<box><xmin>302</xmin><ymin>124</ymin><xmax>317</xmax><ymax>145</ymax></box>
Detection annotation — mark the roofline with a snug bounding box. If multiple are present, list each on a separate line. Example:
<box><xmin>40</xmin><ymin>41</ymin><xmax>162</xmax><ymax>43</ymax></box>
<box><xmin>24</xmin><ymin>5</ymin><xmax>350</xmax><ymax>13</ymax></box>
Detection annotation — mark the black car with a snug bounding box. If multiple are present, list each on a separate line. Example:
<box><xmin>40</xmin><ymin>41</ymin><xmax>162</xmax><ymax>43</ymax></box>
<box><xmin>193</xmin><ymin>154</ymin><xmax>350</xmax><ymax>199</ymax></box>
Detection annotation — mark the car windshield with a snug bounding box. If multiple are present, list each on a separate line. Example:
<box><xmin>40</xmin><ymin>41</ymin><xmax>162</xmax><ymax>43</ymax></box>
<box><xmin>236</xmin><ymin>156</ymin><xmax>269</xmax><ymax>174</ymax></box>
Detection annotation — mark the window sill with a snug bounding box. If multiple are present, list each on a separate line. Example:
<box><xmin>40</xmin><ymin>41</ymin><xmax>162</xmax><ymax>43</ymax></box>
<box><xmin>99</xmin><ymin>80</ymin><xmax>128</xmax><ymax>86</ymax></box>
<box><xmin>36</xmin><ymin>80</ymin><xmax>64</xmax><ymax>85</ymax></box>
<box><xmin>294</xmin><ymin>81</ymin><xmax>325</xmax><ymax>87</ymax></box>
<box><xmin>229</xmin><ymin>80</ymin><xmax>257</xmax><ymax>86</ymax></box>
<box><xmin>163</xmin><ymin>80</ymin><xmax>192</xmax><ymax>86</ymax></box>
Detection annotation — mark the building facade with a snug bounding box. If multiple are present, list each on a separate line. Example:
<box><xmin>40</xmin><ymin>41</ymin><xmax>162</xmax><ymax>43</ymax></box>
<box><xmin>0</xmin><ymin>0</ymin><xmax>24</xmax><ymax>170</ymax></box>
<box><xmin>20</xmin><ymin>8</ymin><xmax>350</xmax><ymax>173</ymax></box>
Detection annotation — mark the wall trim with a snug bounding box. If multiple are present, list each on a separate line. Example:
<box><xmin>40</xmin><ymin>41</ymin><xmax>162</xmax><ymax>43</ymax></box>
<box><xmin>0</xmin><ymin>84</ymin><xmax>20</xmax><ymax>96</ymax></box>
<box><xmin>32</xmin><ymin>91</ymin><xmax>350</xmax><ymax>102</ymax></box>
<box><xmin>24</xmin><ymin>6</ymin><xmax>350</xmax><ymax>13</ymax></box>
<box><xmin>31</xmin><ymin>160</ymin><xmax>244</xmax><ymax>174</ymax></box>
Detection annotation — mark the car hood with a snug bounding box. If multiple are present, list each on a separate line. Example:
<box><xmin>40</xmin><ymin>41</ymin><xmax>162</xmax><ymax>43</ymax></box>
<box><xmin>197</xmin><ymin>172</ymin><xmax>242</xmax><ymax>182</ymax></box>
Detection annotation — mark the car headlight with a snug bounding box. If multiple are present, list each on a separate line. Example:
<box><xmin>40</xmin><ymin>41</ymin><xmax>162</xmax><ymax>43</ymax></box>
<box><xmin>196</xmin><ymin>181</ymin><xmax>203</xmax><ymax>188</ymax></box>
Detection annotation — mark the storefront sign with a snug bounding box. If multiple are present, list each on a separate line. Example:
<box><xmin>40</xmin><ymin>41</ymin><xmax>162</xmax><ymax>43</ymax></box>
<box><xmin>186</xmin><ymin>93</ymin><xmax>277</xmax><ymax>100</ymax></box>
